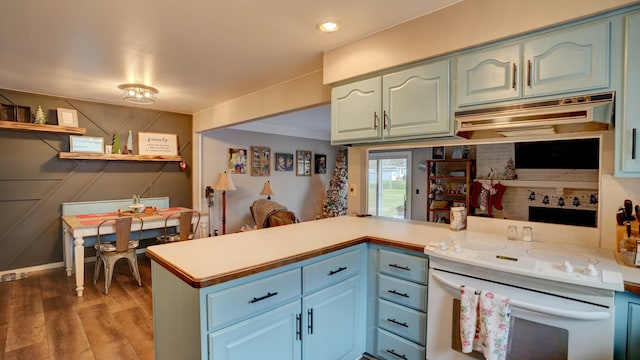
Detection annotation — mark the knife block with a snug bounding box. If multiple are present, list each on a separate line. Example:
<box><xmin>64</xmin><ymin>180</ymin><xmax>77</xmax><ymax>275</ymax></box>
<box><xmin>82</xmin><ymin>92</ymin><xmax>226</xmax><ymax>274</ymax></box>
<box><xmin>617</xmin><ymin>220</ymin><xmax>640</xmax><ymax>252</ymax></box>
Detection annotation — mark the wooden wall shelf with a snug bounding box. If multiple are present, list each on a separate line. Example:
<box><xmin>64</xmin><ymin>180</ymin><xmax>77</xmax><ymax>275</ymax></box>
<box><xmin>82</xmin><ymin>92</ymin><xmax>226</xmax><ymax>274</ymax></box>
<box><xmin>0</xmin><ymin>120</ymin><xmax>86</xmax><ymax>134</ymax></box>
<box><xmin>58</xmin><ymin>152</ymin><xmax>183</xmax><ymax>162</ymax></box>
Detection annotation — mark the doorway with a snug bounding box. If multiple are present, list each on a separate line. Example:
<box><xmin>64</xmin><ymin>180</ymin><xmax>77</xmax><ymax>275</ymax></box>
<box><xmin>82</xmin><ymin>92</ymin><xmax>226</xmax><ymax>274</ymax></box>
<box><xmin>368</xmin><ymin>151</ymin><xmax>411</xmax><ymax>219</ymax></box>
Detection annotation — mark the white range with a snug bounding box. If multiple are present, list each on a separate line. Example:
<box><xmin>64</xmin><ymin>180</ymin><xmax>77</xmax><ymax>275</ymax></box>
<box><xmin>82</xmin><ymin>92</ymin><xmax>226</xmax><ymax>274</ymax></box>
<box><xmin>424</xmin><ymin>231</ymin><xmax>624</xmax><ymax>360</ymax></box>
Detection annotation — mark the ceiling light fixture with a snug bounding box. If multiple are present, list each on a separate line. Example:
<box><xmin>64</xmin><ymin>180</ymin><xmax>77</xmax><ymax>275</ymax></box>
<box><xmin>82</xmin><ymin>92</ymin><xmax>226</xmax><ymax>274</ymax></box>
<box><xmin>118</xmin><ymin>83</ymin><xmax>158</xmax><ymax>104</ymax></box>
<box><xmin>317</xmin><ymin>20</ymin><xmax>341</xmax><ymax>33</ymax></box>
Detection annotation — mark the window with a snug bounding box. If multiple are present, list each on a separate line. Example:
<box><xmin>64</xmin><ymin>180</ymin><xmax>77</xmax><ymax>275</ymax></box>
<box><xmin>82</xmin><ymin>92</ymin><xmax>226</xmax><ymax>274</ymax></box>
<box><xmin>368</xmin><ymin>151</ymin><xmax>411</xmax><ymax>219</ymax></box>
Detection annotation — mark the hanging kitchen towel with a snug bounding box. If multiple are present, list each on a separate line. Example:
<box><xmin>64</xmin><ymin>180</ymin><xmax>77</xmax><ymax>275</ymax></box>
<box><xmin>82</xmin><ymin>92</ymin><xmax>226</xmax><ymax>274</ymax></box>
<box><xmin>474</xmin><ymin>290</ymin><xmax>511</xmax><ymax>360</ymax></box>
<box><xmin>459</xmin><ymin>285</ymin><xmax>480</xmax><ymax>353</ymax></box>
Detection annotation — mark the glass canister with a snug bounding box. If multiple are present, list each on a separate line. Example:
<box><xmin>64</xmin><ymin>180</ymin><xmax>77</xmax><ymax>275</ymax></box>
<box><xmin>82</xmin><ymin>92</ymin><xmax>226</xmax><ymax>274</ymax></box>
<box><xmin>450</xmin><ymin>207</ymin><xmax>466</xmax><ymax>231</ymax></box>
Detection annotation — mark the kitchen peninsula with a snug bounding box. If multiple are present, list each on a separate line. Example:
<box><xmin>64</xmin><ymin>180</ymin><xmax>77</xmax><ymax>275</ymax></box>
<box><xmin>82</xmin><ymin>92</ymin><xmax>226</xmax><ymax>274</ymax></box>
<box><xmin>146</xmin><ymin>215</ymin><xmax>630</xmax><ymax>360</ymax></box>
<box><xmin>147</xmin><ymin>215</ymin><xmax>445</xmax><ymax>359</ymax></box>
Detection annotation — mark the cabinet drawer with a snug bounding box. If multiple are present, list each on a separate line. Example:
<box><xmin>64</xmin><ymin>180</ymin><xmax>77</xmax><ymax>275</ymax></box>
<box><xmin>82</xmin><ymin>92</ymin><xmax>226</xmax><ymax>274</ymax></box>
<box><xmin>378</xmin><ymin>250</ymin><xmax>427</xmax><ymax>284</ymax></box>
<box><xmin>378</xmin><ymin>274</ymin><xmax>427</xmax><ymax>311</ymax></box>
<box><xmin>303</xmin><ymin>249</ymin><xmax>360</xmax><ymax>294</ymax></box>
<box><xmin>376</xmin><ymin>328</ymin><xmax>425</xmax><ymax>360</ymax></box>
<box><xmin>207</xmin><ymin>268</ymin><xmax>301</xmax><ymax>330</ymax></box>
<box><xmin>377</xmin><ymin>299</ymin><xmax>426</xmax><ymax>346</ymax></box>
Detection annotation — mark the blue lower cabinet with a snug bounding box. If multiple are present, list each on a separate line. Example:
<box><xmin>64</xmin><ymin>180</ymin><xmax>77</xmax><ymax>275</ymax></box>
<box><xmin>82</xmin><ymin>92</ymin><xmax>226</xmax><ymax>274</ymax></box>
<box><xmin>303</xmin><ymin>276</ymin><xmax>364</xmax><ymax>360</ymax></box>
<box><xmin>615</xmin><ymin>291</ymin><xmax>640</xmax><ymax>360</ymax></box>
<box><xmin>209</xmin><ymin>300</ymin><xmax>302</xmax><ymax>360</ymax></box>
<box><xmin>376</xmin><ymin>328</ymin><xmax>425</xmax><ymax>360</ymax></box>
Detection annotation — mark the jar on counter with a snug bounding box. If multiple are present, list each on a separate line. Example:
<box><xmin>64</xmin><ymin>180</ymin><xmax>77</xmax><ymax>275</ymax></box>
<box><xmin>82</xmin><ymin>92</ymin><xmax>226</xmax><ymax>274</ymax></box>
<box><xmin>450</xmin><ymin>207</ymin><xmax>466</xmax><ymax>231</ymax></box>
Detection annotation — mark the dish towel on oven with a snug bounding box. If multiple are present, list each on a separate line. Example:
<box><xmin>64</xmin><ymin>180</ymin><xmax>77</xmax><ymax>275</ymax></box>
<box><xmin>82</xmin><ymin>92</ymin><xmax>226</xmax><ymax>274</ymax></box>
<box><xmin>474</xmin><ymin>290</ymin><xmax>511</xmax><ymax>360</ymax></box>
<box><xmin>459</xmin><ymin>285</ymin><xmax>480</xmax><ymax>353</ymax></box>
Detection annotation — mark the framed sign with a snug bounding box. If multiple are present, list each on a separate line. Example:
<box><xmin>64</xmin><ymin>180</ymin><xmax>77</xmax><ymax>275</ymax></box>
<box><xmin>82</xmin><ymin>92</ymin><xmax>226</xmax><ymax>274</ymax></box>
<box><xmin>57</xmin><ymin>108</ymin><xmax>78</xmax><ymax>127</ymax></box>
<box><xmin>138</xmin><ymin>132</ymin><xmax>178</xmax><ymax>155</ymax></box>
<box><xmin>296</xmin><ymin>150</ymin><xmax>311</xmax><ymax>176</ymax></box>
<box><xmin>250</xmin><ymin>146</ymin><xmax>271</xmax><ymax>176</ymax></box>
<box><xmin>69</xmin><ymin>135</ymin><xmax>104</xmax><ymax>153</ymax></box>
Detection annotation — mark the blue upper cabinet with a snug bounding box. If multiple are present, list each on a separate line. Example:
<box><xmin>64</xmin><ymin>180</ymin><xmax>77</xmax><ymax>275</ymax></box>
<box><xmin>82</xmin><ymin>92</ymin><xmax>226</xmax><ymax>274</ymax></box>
<box><xmin>331</xmin><ymin>59</ymin><xmax>452</xmax><ymax>145</ymax></box>
<box><xmin>456</xmin><ymin>43</ymin><xmax>522</xmax><ymax>107</ymax></box>
<box><xmin>457</xmin><ymin>20</ymin><xmax>610</xmax><ymax>108</ymax></box>
<box><xmin>331</xmin><ymin>77</ymin><xmax>382</xmax><ymax>144</ymax></box>
<box><xmin>616</xmin><ymin>10</ymin><xmax>640</xmax><ymax>176</ymax></box>
<box><xmin>383</xmin><ymin>60</ymin><xmax>451</xmax><ymax>139</ymax></box>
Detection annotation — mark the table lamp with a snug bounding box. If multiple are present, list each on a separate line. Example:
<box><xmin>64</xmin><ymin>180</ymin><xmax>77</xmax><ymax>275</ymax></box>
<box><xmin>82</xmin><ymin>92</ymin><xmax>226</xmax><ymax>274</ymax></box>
<box><xmin>213</xmin><ymin>171</ymin><xmax>236</xmax><ymax>234</ymax></box>
<box><xmin>260</xmin><ymin>181</ymin><xmax>274</xmax><ymax>200</ymax></box>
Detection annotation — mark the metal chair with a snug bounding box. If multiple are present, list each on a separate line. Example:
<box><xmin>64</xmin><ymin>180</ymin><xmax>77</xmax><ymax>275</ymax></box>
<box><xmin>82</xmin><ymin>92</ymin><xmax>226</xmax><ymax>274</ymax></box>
<box><xmin>93</xmin><ymin>216</ymin><xmax>144</xmax><ymax>294</ymax></box>
<box><xmin>156</xmin><ymin>210</ymin><xmax>201</xmax><ymax>242</ymax></box>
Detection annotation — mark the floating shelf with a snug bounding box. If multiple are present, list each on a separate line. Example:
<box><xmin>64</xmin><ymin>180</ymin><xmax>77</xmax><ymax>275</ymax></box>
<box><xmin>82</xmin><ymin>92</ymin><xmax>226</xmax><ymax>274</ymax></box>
<box><xmin>0</xmin><ymin>120</ymin><xmax>86</xmax><ymax>134</ymax></box>
<box><xmin>58</xmin><ymin>152</ymin><xmax>183</xmax><ymax>162</ymax></box>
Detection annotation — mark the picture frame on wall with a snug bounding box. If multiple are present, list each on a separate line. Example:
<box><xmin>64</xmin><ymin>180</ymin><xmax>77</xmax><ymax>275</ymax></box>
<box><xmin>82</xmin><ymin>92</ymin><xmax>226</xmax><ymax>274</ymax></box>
<box><xmin>250</xmin><ymin>146</ymin><xmax>271</xmax><ymax>176</ymax></box>
<box><xmin>296</xmin><ymin>150</ymin><xmax>311</xmax><ymax>176</ymax></box>
<box><xmin>432</xmin><ymin>146</ymin><xmax>445</xmax><ymax>160</ymax></box>
<box><xmin>57</xmin><ymin>108</ymin><xmax>79</xmax><ymax>127</ymax></box>
<box><xmin>451</xmin><ymin>145</ymin><xmax>464</xmax><ymax>159</ymax></box>
<box><xmin>69</xmin><ymin>135</ymin><xmax>104</xmax><ymax>153</ymax></box>
<box><xmin>275</xmin><ymin>152</ymin><xmax>294</xmax><ymax>172</ymax></box>
<box><xmin>228</xmin><ymin>148</ymin><xmax>247</xmax><ymax>174</ymax></box>
<box><xmin>314</xmin><ymin>154</ymin><xmax>327</xmax><ymax>174</ymax></box>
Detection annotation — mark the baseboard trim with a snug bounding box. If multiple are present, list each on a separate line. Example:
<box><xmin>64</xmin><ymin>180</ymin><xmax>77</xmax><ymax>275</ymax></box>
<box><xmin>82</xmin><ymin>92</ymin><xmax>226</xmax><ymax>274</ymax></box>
<box><xmin>0</xmin><ymin>249</ymin><xmax>148</xmax><ymax>282</ymax></box>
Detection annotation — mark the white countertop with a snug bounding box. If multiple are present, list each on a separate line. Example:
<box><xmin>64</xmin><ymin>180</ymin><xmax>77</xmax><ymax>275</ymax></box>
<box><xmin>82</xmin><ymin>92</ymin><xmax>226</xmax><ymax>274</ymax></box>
<box><xmin>146</xmin><ymin>215</ymin><xmax>451</xmax><ymax>287</ymax></box>
<box><xmin>147</xmin><ymin>214</ymin><xmax>639</xmax><ymax>292</ymax></box>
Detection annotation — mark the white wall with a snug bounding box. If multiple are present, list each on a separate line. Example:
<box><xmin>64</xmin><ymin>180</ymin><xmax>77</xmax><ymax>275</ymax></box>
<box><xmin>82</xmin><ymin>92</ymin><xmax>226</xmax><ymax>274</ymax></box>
<box><xmin>202</xmin><ymin>128</ymin><xmax>339</xmax><ymax>234</ymax></box>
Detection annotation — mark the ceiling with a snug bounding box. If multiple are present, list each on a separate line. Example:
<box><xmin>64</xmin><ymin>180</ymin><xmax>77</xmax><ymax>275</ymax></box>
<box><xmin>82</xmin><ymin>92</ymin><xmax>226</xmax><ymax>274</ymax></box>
<box><xmin>0</xmin><ymin>0</ymin><xmax>459</xmax><ymax>138</ymax></box>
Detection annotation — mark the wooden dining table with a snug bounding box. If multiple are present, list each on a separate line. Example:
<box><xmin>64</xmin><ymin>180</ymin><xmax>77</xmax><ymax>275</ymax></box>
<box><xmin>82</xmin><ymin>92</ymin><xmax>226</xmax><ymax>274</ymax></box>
<box><xmin>62</xmin><ymin>207</ymin><xmax>197</xmax><ymax>296</ymax></box>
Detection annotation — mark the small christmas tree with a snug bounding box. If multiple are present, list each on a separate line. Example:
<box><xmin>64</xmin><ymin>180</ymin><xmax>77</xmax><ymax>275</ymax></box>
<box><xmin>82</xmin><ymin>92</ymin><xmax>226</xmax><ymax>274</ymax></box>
<box><xmin>33</xmin><ymin>106</ymin><xmax>46</xmax><ymax>125</ymax></box>
<box><xmin>321</xmin><ymin>151</ymin><xmax>348</xmax><ymax>218</ymax></box>
<box><xmin>112</xmin><ymin>133</ymin><xmax>121</xmax><ymax>154</ymax></box>
<box><xmin>504</xmin><ymin>158</ymin><xmax>517</xmax><ymax>180</ymax></box>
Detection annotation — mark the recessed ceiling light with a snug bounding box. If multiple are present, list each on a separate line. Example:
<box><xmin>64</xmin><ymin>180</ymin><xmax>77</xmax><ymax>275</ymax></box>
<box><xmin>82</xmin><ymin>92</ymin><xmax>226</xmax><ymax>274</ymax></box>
<box><xmin>317</xmin><ymin>20</ymin><xmax>341</xmax><ymax>33</ymax></box>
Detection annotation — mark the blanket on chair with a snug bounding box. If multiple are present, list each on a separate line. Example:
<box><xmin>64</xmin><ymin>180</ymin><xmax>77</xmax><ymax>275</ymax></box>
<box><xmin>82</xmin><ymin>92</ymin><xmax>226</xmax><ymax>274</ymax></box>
<box><xmin>251</xmin><ymin>199</ymin><xmax>287</xmax><ymax>229</ymax></box>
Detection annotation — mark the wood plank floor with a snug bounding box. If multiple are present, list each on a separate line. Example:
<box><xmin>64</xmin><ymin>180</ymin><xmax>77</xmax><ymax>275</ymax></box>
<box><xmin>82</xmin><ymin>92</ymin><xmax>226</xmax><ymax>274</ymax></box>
<box><xmin>0</xmin><ymin>255</ymin><xmax>154</xmax><ymax>360</ymax></box>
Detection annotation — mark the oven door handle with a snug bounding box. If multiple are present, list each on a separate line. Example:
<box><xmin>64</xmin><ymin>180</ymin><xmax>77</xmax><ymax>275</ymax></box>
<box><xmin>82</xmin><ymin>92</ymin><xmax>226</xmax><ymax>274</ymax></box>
<box><xmin>432</xmin><ymin>272</ymin><xmax>611</xmax><ymax>321</ymax></box>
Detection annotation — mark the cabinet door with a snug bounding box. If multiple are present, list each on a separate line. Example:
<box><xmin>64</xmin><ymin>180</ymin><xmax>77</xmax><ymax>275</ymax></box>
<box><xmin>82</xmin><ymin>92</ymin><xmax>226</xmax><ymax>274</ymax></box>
<box><xmin>456</xmin><ymin>43</ymin><xmax>521</xmax><ymax>107</ymax></box>
<box><xmin>208</xmin><ymin>300</ymin><xmax>301</xmax><ymax>360</ymax></box>
<box><xmin>331</xmin><ymin>77</ymin><xmax>382</xmax><ymax>144</ymax></box>
<box><xmin>524</xmin><ymin>20</ymin><xmax>610</xmax><ymax>98</ymax></box>
<box><xmin>618</xmin><ymin>12</ymin><xmax>640</xmax><ymax>175</ymax></box>
<box><xmin>383</xmin><ymin>60</ymin><xmax>452</xmax><ymax>138</ymax></box>
<box><xmin>302</xmin><ymin>276</ymin><xmax>364</xmax><ymax>360</ymax></box>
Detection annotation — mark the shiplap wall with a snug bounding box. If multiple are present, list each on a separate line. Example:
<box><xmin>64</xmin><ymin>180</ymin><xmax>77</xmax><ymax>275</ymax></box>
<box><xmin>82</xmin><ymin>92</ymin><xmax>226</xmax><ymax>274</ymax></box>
<box><xmin>0</xmin><ymin>89</ymin><xmax>192</xmax><ymax>271</ymax></box>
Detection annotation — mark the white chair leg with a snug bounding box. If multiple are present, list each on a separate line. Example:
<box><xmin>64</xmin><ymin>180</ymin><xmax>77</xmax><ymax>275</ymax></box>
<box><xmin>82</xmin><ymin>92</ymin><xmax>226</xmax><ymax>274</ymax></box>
<box><xmin>104</xmin><ymin>260</ymin><xmax>114</xmax><ymax>295</ymax></box>
<box><xmin>128</xmin><ymin>255</ymin><xmax>142</xmax><ymax>286</ymax></box>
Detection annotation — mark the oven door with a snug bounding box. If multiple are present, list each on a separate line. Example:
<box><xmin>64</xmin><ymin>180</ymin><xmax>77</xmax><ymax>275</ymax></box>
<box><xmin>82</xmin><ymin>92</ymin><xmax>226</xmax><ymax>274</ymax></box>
<box><xmin>427</xmin><ymin>268</ymin><xmax>614</xmax><ymax>360</ymax></box>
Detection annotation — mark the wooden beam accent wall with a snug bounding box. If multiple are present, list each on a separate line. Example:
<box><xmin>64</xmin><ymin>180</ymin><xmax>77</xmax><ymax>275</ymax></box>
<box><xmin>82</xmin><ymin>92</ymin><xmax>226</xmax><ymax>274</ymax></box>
<box><xmin>0</xmin><ymin>89</ymin><xmax>192</xmax><ymax>271</ymax></box>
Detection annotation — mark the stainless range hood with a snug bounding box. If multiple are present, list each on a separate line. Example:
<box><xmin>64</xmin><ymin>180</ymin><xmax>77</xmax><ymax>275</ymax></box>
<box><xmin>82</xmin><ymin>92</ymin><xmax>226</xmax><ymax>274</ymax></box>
<box><xmin>455</xmin><ymin>92</ymin><xmax>614</xmax><ymax>139</ymax></box>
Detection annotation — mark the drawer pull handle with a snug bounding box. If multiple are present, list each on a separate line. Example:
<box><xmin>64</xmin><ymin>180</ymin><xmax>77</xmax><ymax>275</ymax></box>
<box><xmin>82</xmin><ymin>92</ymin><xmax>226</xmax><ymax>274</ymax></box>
<box><xmin>387</xmin><ymin>318</ymin><xmax>409</xmax><ymax>327</ymax></box>
<box><xmin>388</xmin><ymin>289</ymin><xmax>409</xmax><ymax>298</ymax></box>
<box><xmin>307</xmin><ymin>308</ymin><xmax>314</xmax><ymax>334</ymax></box>
<box><xmin>328</xmin><ymin>266</ymin><xmax>347</xmax><ymax>276</ymax></box>
<box><xmin>373</xmin><ymin>112</ymin><xmax>378</xmax><ymax>130</ymax></box>
<box><xmin>383</xmin><ymin>110</ymin><xmax>388</xmax><ymax>129</ymax></box>
<box><xmin>633</xmin><ymin>128</ymin><xmax>637</xmax><ymax>160</ymax></box>
<box><xmin>248</xmin><ymin>291</ymin><xmax>278</xmax><ymax>304</ymax></box>
<box><xmin>527</xmin><ymin>59</ymin><xmax>532</xmax><ymax>87</ymax></box>
<box><xmin>386</xmin><ymin>349</ymin><xmax>408</xmax><ymax>360</ymax></box>
<box><xmin>511</xmin><ymin>62</ymin><xmax>517</xmax><ymax>90</ymax></box>
<box><xmin>389</xmin><ymin>263</ymin><xmax>410</xmax><ymax>271</ymax></box>
<box><xmin>296</xmin><ymin>314</ymin><xmax>302</xmax><ymax>340</ymax></box>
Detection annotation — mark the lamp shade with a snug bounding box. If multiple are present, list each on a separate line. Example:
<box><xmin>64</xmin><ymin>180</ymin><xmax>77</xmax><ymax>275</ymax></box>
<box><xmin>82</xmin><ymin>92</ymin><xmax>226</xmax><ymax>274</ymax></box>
<box><xmin>260</xmin><ymin>181</ymin><xmax>273</xmax><ymax>199</ymax></box>
<box><xmin>213</xmin><ymin>171</ymin><xmax>236</xmax><ymax>191</ymax></box>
